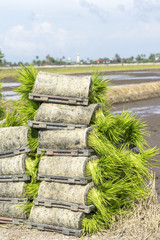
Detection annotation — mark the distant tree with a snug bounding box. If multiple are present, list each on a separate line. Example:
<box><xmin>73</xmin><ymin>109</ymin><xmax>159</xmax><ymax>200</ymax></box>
<box><xmin>18</xmin><ymin>61</ymin><xmax>23</xmax><ymax>66</ymax></box>
<box><xmin>124</xmin><ymin>56</ymin><xmax>134</xmax><ymax>63</ymax></box>
<box><xmin>136</xmin><ymin>54</ymin><xmax>143</xmax><ymax>62</ymax></box>
<box><xmin>103</xmin><ymin>57</ymin><xmax>110</xmax><ymax>63</ymax></box>
<box><xmin>148</xmin><ymin>53</ymin><xmax>156</xmax><ymax>62</ymax></box>
<box><xmin>114</xmin><ymin>54</ymin><xmax>121</xmax><ymax>63</ymax></box>
<box><xmin>136</xmin><ymin>54</ymin><xmax>147</xmax><ymax>62</ymax></box>
<box><xmin>155</xmin><ymin>53</ymin><xmax>160</xmax><ymax>62</ymax></box>
<box><xmin>46</xmin><ymin>54</ymin><xmax>55</xmax><ymax>64</ymax></box>
<box><xmin>128</xmin><ymin>56</ymin><xmax>134</xmax><ymax>63</ymax></box>
<box><xmin>0</xmin><ymin>49</ymin><xmax>4</xmax><ymax>65</ymax></box>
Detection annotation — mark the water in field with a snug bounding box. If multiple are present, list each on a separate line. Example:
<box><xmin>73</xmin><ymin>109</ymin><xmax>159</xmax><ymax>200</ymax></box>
<box><xmin>1</xmin><ymin>82</ymin><xmax>20</xmax><ymax>87</ymax></box>
<box><xmin>104</xmin><ymin>70</ymin><xmax>160</xmax><ymax>81</ymax></box>
<box><xmin>113</xmin><ymin>105</ymin><xmax>160</xmax><ymax>117</ymax></box>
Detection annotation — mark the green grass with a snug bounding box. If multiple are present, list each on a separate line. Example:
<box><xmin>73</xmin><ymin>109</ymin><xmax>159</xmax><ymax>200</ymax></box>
<box><xmin>1</xmin><ymin>63</ymin><xmax>160</xmax><ymax>78</ymax></box>
<box><xmin>43</xmin><ymin>64</ymin><xmax>160</xmax><ymax>74</ymax></box>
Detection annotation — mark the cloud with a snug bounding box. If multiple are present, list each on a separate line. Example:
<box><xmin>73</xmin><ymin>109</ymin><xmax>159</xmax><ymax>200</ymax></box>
<box><xmin>107</xmin><ymin>20</ymin><xmax>160</xmax><ymax>40</ymax></box>
<box><xmin>133</xmin><ymin>0</ymin><xmax>160</xmax><ymax>22</ymax></box>
<box><xmin>117</xmin><ymin>4</ymin><xmax>126</xmax><ymax>12</ymax></box>
<box><xmin>1</xmin><ymin>20</ymin><xmax>87</xmax><ymax>61</ymax></box>
<box><xmin>79</xmin><ymin>0</ymin><xmax>109</xmax><ymax>22</ymax></box>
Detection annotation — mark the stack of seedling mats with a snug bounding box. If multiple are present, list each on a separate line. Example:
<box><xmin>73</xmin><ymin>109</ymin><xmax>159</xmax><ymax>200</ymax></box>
<box><xmin>27</xmin><ymin>72</ymin><xmax>101</xmax><ymax>237</ymax></box>
<box><xmin>0</xmin><ymin>67</ymin><xmax>158</xmax><ymax>237</ymax></box>
<box><xmin>0</xmin><ymin>126</ymin><xmax>30</xmax><ymax>224</ymax></box>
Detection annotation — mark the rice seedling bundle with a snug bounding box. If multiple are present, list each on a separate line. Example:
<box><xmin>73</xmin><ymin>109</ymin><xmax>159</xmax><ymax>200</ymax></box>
<box><xmin>0</xmin><ymin>65</ymin><xmax>158</xmax><ymax>235</ymax></box>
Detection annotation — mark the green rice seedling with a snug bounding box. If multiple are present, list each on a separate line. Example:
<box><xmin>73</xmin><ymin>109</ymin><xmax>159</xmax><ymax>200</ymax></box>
<box><xmin>0</xmin><ymin>110</ymin><xmax>24</xmax><ymax>127</ymax></box>
<box><xmin>89</xmin><ymin>71</ymin><xmax>111</xmax><ymax>108</ymax></box>
<box><xmin>82</xmin><ymin>176</ymin><xmax>151</xmax><ymax>233</ymax></box>
<box><xmin>0</xmin><ymin>104</ymin><xmax>5</xmax><ymax>121</ymax></box>
<box><xmin>25</xmin><ymin>154</ymin><xmax>41</xmax><ymax>180</ymax></box>
<box><xmin>13</xmin><ymin>65</ymin><xmax>39</xmax><ymax>124</ymax></box>
<box><xmin>15</xmin><ymin>64</ymin><xmax>38</xmax><ymax>100</ymax></box>
<box><xmin>23</xmin><ymin>153</ymin><xmax>43</xmax><ymax>214</ymax></box>
<box><xmin>0</xmin><ymin>83</ymin><xmax>2</xmax><ymax>98</ymax></box>
<box><xmin>28</xmin><ymin>128</ymin><xmax>38</xmax><ymax>153</ymax></box>
<box><xmin>91</xmin><ymin>107</ymin><xmax>150</xmax><ymax>151</ymax></box>
<box><xmin>90</xmin><ymin>108</ymin><xmax>122</xmax><ymax>145</ymax></box>
<box><xmin>22</xmin><ymin>201</ymin><xmax>35</xmax><ymax>216</ymax></box>
<box><xmin>88</xmin><ymin>129</ymin><xmax>157</xmax><ymax>182</ymax></box>
<box><xmin>113</xmin><ymin>110</ymin><xmax>150</xmax><ymax>150</ymax></box>
<box><xmin>13</xmin><ymin>99</ymin><xmax>39</xmax><ymax>124</ymax></box>
<box><xmin>82</xmin><ymin>211</ymin><xmax>105</xmax><ymax>234</ymax></box>
<box><xmin>84</xmin><ymin>122</ymin><xmax>159</xmax><ymax>234</ymax></box>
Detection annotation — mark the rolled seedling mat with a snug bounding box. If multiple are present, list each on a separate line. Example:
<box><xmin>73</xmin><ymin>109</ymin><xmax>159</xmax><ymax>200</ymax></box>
<box><xmin>0</xmin><ymin>154</ymin><xmax>26</xmax><ymax>175</ymax></box>
<box><xmin>29</xmin><ymin>206</ymin><xmax>84</xmax><ymax>230</ymax></box>
<box><xmin>37</xmin><ymin>182</ymin><xmax>94</xmax><ymax>206</ymax></box>
<box><xmin>0</xmin><ymin>202</ymin><xmax>27</xmax><ymax>219</ymax></box>
<box><xmin>0</xmin><ymin>174</ymin><xmax>30</xmax><ymax>182</ymax></box>
<box><xmin>37</xmin><ymin>148</ymin><xmax>95</xmax><ymax>157</ymax></box>
<box><xmin>34</xmin><ymin>198</ymin><xmax>95</xmax><ymax>214</ymax></box>
<box><xmin>27</xmin><ymin>222</ymin><xmax>82</xmax><ymax>237</ymax></box>
<box><xmin>0</xmin><ymin>126</ymin><xmax>29</xmax><ymax>153</ymax></box>
<box><xmin>31</xmin><ymin>72</ymin><xmax>92</xmax><ymax>99</ymax></box>
<box><xmin>0</xmin><ymin>182</ymin><xmax>25</xmax><ymax>198</ymax></box>
<box><xmin>0</xmin><ymin>217</ymin><xmax>27</xmax><ymax>224</ymax></box>
<box><xmin>38</xmin><ymin>127</ymin><xmax>93</xmax><ymax>150</ymax></box>
<box><xmin>0</xmin><ymin>198</ymin><xmax>27</xmax><ymax>204</ymax></box>
<box><xmin>37</xmin><ymin>174</ymin><xmax>91</xmax><ymax>185</ymax></box>
<box><xmin>38</xmin><ymin>155</ymin><xmax>98</xmax><ymax>178</ymax></box>
<box><xmin>34</xmin><ymin>103</ymin><xmax>101</xmax><ymax>126</ymax></box>
<box><xmin>28</xmin><ymin>121</ymin><xmax>87</xmax><ymax>130</ymax></box>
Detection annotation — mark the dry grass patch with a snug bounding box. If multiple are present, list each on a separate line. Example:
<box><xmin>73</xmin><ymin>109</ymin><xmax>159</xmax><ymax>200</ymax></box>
<box><xmin>83</xmin><ymin>175</ymin><xmax>160</xmax><ymax>240</ymax></box>
<box><xmin>108</xmin><ymin>81</ymin><xmax>160</xmax><ymax>104</ymax></box>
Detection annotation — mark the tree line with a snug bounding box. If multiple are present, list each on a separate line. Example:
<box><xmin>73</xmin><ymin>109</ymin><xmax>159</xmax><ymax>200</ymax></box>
<box><xmin>1</xmin><ymin>49</ymin><xmax>160</xmax><ymax>67</ymax></box>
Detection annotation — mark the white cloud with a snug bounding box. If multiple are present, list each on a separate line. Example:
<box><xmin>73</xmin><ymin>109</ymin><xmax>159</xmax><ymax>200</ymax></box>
<box><xmin>80</xmin><ymin>0</ymin><xmax>109</xmax><ymax>22</ymax></box>
<box><xmin>107</xmin><ymin>20</ymin><xmax>160</xmax><ymax>40</ymax></box>
<box><xmin>1</xmin><ymin>20</ymin><xmax>87</xmax><ymax>61</ymax></box>
<box><xmin>1</xmin><ymin>0</ymin><xmax>160</xmax><ymax>61</ymax></box>
<box><xmin>133</xmin><ymin>0</ymin><xmax>160</xmax><ymax>22</ymax></box>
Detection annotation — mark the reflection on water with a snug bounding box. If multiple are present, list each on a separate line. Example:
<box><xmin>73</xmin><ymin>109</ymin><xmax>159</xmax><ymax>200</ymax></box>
<box><xmin>1</xmin><ymin>82</ymin><xmax>20</xmax><ymax>87</ymax></box>
<box><xmin>107</xmin><ymin>75</ymin><xmax>160</xmax><ymax>81</ymax></box>
<box><xmin>113</xmin><ymin>105</ymin><xmax>160</xmax><ymax>117</ymax></box>
<box><xmin>103</xmin><ymin>70</ymin><xmax>160</xmax><ymax>81</ymax></box>
<box><xmin>2</xmin><ymin>91</ymin><xmax>20</xmax><ymax>100</ymax></box>
<box><xmin>5</xmin><ymin>95</ymin><xmax>20</xmax><ymax>100</ymax></box>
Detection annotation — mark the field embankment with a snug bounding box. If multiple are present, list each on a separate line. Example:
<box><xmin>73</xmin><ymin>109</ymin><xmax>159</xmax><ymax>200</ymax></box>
<box><xmin>108</xmin><ymin>81</ymin><xmax>160</xmax><ymax>103</ymax></box>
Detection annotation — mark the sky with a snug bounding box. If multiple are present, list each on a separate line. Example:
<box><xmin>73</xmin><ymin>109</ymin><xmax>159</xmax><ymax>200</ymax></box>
<box><xmin>0</xmin><ymin>0</ymin><xmax>160</xmax><ymax>63</ymax></box>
